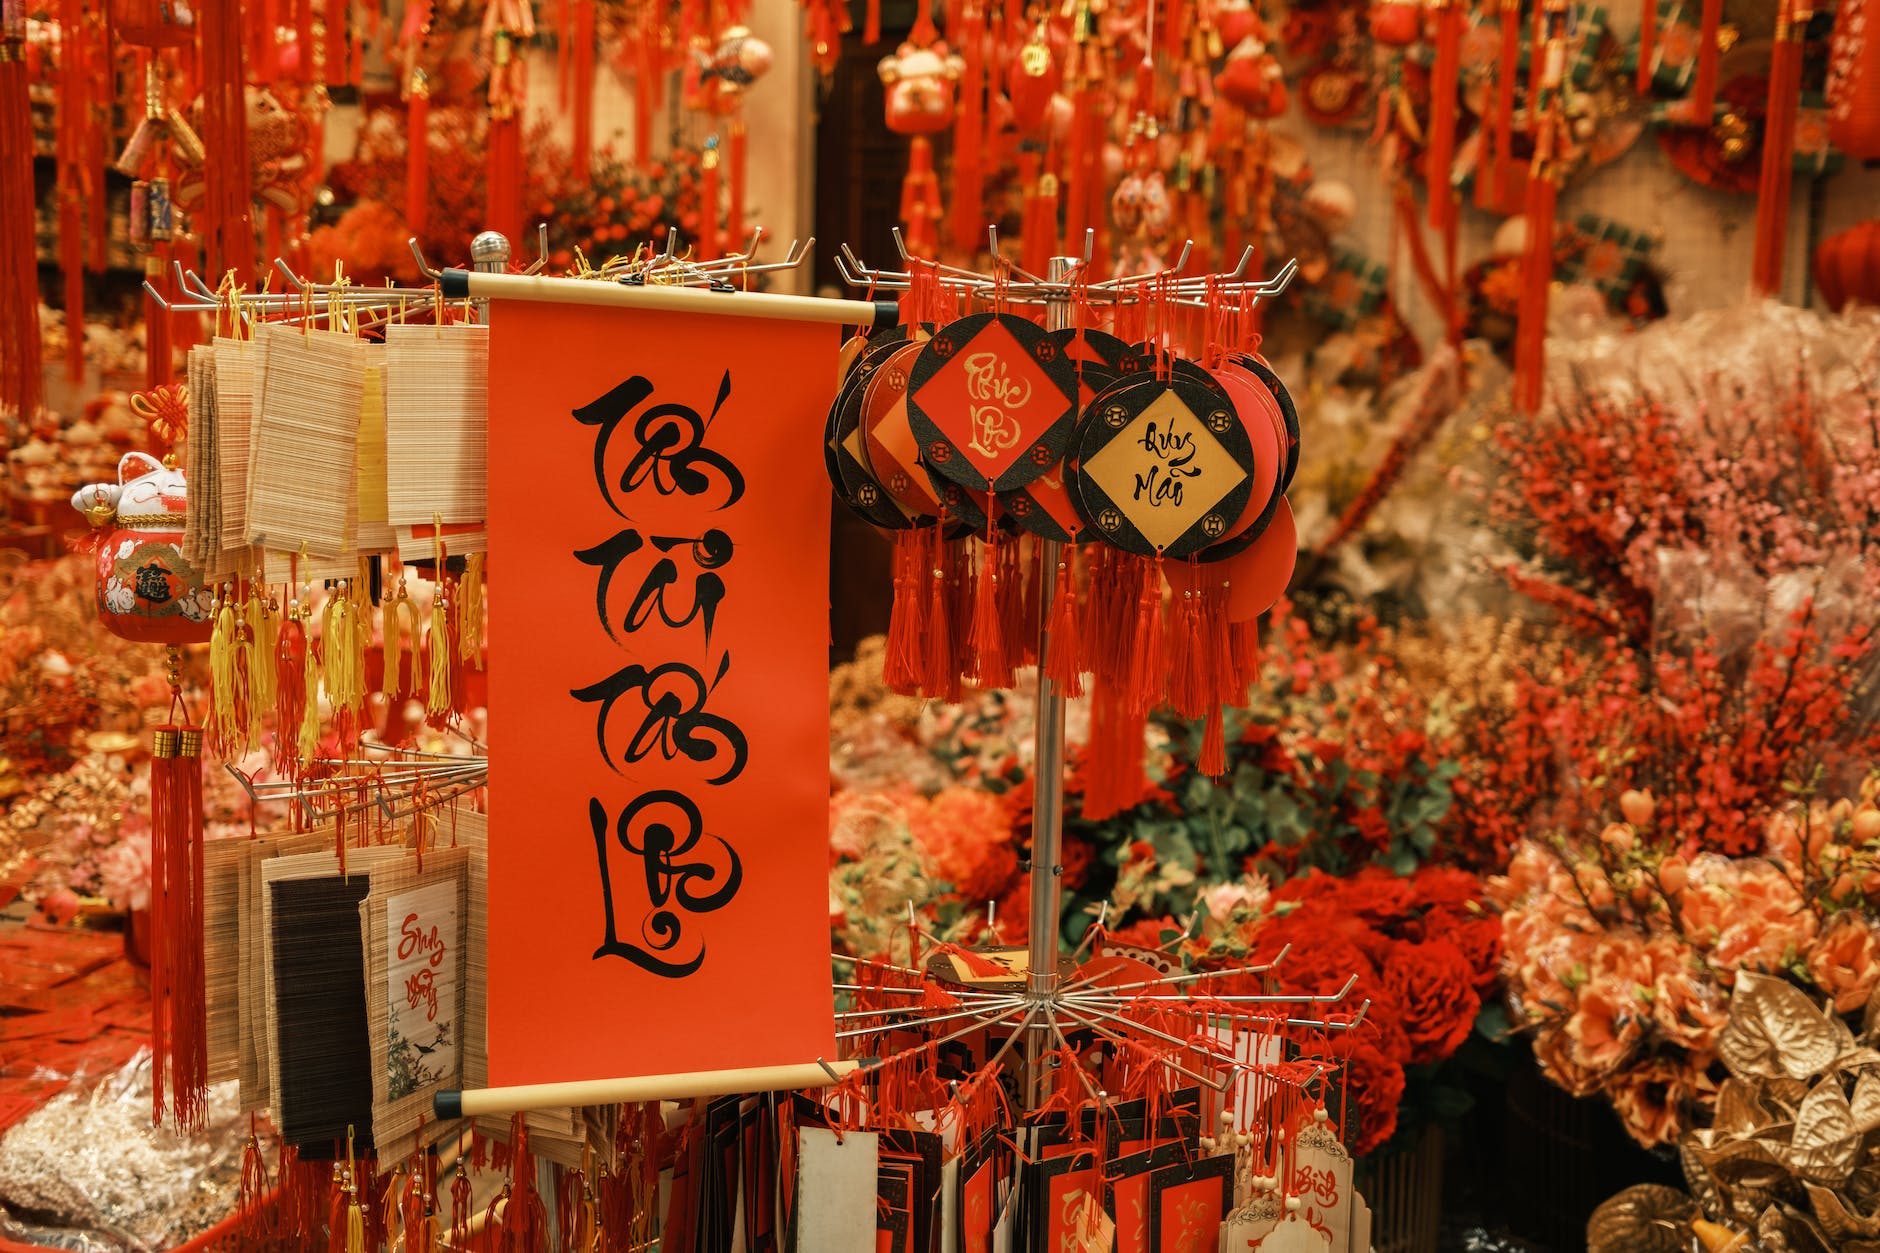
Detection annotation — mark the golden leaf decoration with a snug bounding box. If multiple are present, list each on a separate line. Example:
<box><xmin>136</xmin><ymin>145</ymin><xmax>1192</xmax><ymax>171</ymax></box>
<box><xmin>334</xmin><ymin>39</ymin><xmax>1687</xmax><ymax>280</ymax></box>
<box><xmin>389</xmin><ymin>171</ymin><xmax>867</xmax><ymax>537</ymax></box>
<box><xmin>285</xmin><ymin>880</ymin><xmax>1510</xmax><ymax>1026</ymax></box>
<box><xmin>1714</xmin><ymin>1079</ymin><xmax>1778</xmax><ymax>1138</ymax></box>
<box><xmin>1587</xmin><ymin>1185</ymin><xmax>1696</xmax><ymax>1253</ymax></box>
<box><xmin>1806</xmin><ymin>1182</ymin><xmax>1880</xmax><ymax>1242</ymax></box>
<box><xmin>1851</xmin><ymin>1072</ymin><xmax>1880</xmax><ymax>1134</ymax></box>
<box><xmin>1788</xmin><ymin>1077</ymin><xmax>1862</xmax><ymax>1186</ymax></box>
<box><xmin>1719</xmin><ymin>973</ymin><xmax>1843</xmax><ymax>1082</ymax></box>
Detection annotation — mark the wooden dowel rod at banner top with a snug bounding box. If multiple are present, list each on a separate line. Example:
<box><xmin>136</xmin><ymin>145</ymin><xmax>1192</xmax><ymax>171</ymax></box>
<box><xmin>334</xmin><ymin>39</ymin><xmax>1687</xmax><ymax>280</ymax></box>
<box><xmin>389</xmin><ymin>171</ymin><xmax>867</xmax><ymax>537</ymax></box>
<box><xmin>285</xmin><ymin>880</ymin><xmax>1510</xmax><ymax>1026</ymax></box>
<box><xmin>440</xmin><ymin>268</ymin><xmax>899</xmax><ymax>330</ymax></box>
<box><xmin>434</xmin><ymin>1058</ymin><xmax>868</xmax><ymax>1119</ymax></box>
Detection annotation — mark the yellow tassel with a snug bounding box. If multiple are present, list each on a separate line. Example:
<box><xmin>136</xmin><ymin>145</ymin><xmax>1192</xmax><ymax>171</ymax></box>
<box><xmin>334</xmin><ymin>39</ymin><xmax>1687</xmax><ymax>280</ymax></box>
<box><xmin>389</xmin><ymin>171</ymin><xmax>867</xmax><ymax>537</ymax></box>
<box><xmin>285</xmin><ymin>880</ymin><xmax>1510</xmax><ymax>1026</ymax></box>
<box><xmin>250</xmin><ymin>592</ymin><xmax>277</xmax><ymax>713</ymax></box>
<box><xmin>322</xmin><ymin>595</ymin><xmax>347</xmax><ymax>711</ymax></box>
<box><xmin>427</xmin><ymin>584</ymin><xmax>451</xmax><ymax>717</ymax></box>
<box><xmin>346</xmin><ymin>1199</ymin><xmax>365</xmax><ymax>1253</ymax></box>
<box><xmin>457</xmin><ymin>552</ymin><xmax>485</xmax><ymax>662</ymax></box>
<box><xmin>209</xmin><ymin>593</ymin><xmax>236</xmax><ymax>747</ymax></box>
<box><xmin>298</xmin><ymin>618</ymin><xmax>322</xmax><ymax>763</ymax></box>
<box><xmin>383</xmin><ymin>584</ymin><xmax>405</xmax><ymax>698</ymax></box>
<box><xmin>349</xmin><ymin>585</ymin><xmax>371</xmax><ymax>714</ymax></box>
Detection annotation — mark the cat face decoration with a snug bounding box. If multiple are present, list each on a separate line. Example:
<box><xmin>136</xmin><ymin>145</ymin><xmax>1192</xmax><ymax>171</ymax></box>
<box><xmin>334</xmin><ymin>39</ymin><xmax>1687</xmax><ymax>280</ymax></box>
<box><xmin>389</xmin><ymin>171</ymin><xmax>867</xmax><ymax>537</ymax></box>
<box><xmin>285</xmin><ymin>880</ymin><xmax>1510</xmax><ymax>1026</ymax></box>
<box><xmin>70</xmin><ymin>452</ymin><xmax>214</xmax><ymax>644</ymax></box>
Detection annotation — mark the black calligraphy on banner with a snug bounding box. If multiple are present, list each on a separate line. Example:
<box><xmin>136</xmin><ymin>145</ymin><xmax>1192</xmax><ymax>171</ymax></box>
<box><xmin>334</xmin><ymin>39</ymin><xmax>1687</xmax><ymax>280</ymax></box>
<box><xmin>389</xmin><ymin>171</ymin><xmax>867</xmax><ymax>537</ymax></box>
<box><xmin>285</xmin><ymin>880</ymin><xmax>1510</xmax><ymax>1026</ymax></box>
<box><xmin>571</xmin><ymin>371</ymin><xmax>747</xmax><ymax>978</ymax></box>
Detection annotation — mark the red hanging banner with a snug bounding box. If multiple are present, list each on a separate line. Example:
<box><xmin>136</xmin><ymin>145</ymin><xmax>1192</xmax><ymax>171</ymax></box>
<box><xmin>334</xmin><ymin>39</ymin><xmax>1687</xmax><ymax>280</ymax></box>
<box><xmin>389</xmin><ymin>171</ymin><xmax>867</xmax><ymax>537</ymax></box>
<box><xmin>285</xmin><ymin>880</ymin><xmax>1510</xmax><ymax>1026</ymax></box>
<box><xmin>486</xmin><ymin>300</ymin><xmax>837</xmax><ymax>1087</ymax></box>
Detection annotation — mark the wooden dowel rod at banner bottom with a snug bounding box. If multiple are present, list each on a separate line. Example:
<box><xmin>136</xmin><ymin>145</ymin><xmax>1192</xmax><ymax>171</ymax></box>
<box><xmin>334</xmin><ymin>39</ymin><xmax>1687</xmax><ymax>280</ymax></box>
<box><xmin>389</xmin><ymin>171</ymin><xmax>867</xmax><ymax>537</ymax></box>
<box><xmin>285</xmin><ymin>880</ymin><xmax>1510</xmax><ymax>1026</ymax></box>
<box><xmin>440</xmin><ymin>268</ymin><xmax>898</xmax><ymax>330</ymax></box>
<box><xmin>434</xmin><ymin>1058</ymin><xmax>869</xmax><ymax>1119</ymax></box>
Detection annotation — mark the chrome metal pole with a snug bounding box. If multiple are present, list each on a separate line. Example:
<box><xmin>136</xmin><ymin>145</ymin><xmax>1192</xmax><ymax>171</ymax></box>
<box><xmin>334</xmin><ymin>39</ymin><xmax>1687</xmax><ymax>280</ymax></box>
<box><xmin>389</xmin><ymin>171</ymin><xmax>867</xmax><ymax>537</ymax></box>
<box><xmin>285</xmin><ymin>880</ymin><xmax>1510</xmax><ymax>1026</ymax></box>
<box><xmin>1023</xmin><ymin>255</ymin><xmax>1079</xmax><ymax>1106</ymax></box>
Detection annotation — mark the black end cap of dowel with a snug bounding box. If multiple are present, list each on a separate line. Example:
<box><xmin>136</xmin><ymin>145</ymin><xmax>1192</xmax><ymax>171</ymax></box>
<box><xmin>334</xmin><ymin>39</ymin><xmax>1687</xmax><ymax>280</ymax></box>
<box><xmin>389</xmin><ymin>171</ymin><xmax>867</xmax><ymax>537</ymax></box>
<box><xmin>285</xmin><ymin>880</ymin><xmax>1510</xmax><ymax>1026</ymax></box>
<box><xmin>439</xmin><ymin>269</ymin><xmax>472</xmax><ymax>300</ymax></box>
<box><xmin>872</xmin><ymin>299</ymin><xmax>899</xmax><ymax>330</ymax></box>
<box><xmin>434</xmin><ymin>1089</ymin><xmax>464</xmax><ymax>1120</ymax></box>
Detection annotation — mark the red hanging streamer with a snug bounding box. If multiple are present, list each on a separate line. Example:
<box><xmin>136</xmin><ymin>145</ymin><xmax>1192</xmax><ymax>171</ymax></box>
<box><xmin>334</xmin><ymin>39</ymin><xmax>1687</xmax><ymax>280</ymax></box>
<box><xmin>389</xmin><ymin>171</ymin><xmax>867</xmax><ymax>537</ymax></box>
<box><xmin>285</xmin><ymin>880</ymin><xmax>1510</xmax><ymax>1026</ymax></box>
<box><xmin>1426</xmin><ymin>0</ymin><xmax>1461</xmax><ymax>231</ymax></box>
<box><xmin>200</xmin><ymin>0</ymin><xmax>256</xmax><ymax>282</ymax></box>
<box><xmin>948</xmin><ymin>0</ymin><xmax>986</xmax><ymax>255</ymax></box>
<box><xmin>1751</xmin><ymin>0</ymin><xmax>1807</xmax><ymax>296</ymax></box>
<box><xmin>1691</xmin><ymin>0</ymin><xmax>1724</xmax><ymax>124</ymax></box>
<box><xmin>699</xmin><ymin>138</ymin><xmax>722</xmax><ymax>261</ymax></box>
<box><xmin>0</xmin><ymin>31</ymin><xmax>43</xmax><ymax>422</ymax></box>
<box><xmin>968</xmin><ymin>530</ymin><xmax>1011</xmax><ymax>688</ymax></box>
<box><xmin>727</xmin><ymin>119</ymin><xmax>747</xmax><ymax>253</ymax></box>
<box><xmin>149</xmin><ymin>722</ymin><xmax>209</xmax><ymax>1130</ymax></box>
<box><xmin>1637</xmin><ymin>0</ymin><xmax>1657</xmax><ymax>96</ymax></box>
<box><xmin>324</xmin><ymin>0</ymin><xmax>347</xmax><ymax>84</ymax></box>
<box><xmin>485</xmin><ymin>114</ymin><xmax>523</xmax><ymax>247</ymax></box>
<box><xmin>572</xmin><ymin>0</ymin><xmax>595</xmax><ymax>182</ymax></box>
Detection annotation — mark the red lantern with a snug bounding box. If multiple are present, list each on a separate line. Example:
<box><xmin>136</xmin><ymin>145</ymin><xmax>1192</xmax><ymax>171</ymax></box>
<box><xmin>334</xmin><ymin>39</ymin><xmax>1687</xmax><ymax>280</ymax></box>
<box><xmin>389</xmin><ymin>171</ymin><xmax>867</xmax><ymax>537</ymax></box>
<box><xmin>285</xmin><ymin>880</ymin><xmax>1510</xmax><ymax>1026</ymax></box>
<box><xmin>1814</xmin><ymin>219</ymin><xmax>1880</xmax><ymax>312</ymax></box>
<box><xmin>109</xmin><ymin>0</ymin><xmax>195</xmax><ymax>47</ymax></box>
<box><xmin>71</xmin><ymin>452</ymin><xmax>214</xmax><ymax>645</ymax></box>
<box><xmin>1368</xmin><ymin>0</ymin><xmax>1422</xmax><ymax>47</ymax></box>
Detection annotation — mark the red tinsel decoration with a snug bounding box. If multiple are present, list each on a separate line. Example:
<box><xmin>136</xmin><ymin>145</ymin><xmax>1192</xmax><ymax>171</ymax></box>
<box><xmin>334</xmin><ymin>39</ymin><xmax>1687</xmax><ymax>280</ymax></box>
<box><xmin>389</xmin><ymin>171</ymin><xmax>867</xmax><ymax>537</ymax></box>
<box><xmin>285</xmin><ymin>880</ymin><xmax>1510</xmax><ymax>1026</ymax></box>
<box><xmin>150</xmin><ymin>722</ymin><xmax>208</xmax><ymax>1130</ymax></box>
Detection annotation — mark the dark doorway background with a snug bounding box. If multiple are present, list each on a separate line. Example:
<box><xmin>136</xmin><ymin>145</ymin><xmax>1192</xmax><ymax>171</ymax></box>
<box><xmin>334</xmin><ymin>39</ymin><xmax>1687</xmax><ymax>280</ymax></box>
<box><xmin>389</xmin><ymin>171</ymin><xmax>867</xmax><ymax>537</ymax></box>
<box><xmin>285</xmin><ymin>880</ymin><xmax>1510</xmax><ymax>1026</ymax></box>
<box><xmin>815</xmin><ymin>0</ymin><xmax>934</xmax><ymax>662</ymax></box>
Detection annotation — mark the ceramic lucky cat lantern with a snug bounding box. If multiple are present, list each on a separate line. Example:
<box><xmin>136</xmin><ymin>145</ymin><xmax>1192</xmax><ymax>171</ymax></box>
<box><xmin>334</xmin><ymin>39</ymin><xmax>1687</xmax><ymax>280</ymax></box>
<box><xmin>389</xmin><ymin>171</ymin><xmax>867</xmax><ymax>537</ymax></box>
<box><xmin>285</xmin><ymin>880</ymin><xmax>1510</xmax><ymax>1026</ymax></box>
<box><xmin>71</xmin><ymin>451</ymin><xmax>214</xmax><ymax>644</ymax></box>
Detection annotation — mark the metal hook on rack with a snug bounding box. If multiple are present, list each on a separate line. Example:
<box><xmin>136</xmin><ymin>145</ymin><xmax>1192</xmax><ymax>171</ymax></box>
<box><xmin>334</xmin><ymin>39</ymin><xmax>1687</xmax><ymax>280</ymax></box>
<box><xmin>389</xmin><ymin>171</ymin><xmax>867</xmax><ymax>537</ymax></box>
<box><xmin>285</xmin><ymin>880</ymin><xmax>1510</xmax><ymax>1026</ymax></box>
<box><xmin>409</xmin><ymin>238</ymin><xmax>442</xmax><ymax>283</ymax></box>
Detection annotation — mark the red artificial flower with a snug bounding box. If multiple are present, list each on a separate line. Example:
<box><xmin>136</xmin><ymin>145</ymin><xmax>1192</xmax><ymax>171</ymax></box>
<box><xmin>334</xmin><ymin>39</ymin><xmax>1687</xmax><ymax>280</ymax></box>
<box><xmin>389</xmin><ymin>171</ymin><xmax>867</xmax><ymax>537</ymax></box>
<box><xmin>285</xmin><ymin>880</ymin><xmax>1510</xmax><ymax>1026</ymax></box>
<box><xmin>1379</xmin><ymin>939</ymin><xmax>1480</xmax><ymax>1066</ymax></box>
<box><xmin>1413</xmin><ymin>906</ymin><xmax>1502</xmax><ymax>995</ymax></box>
<box><xmin>1410</xmin><ymin>865</ymin><xmax>1481</xmax><ymax>912</ymax></box>
<box><xmin>1108</xmin><ymin>916</ymin><xmax>1178</xmax><ymax>950</ymax></box>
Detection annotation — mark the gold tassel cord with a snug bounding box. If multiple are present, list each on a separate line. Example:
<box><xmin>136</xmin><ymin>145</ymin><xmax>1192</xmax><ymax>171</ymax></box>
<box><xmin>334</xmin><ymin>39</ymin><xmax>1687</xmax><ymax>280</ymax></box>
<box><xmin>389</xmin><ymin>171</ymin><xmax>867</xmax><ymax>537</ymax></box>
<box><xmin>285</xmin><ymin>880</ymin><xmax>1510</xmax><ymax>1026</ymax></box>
<box><xmin>457</xmin><ymin>552</ymin><xmax>485</xmax><ymax>663</ymax></box>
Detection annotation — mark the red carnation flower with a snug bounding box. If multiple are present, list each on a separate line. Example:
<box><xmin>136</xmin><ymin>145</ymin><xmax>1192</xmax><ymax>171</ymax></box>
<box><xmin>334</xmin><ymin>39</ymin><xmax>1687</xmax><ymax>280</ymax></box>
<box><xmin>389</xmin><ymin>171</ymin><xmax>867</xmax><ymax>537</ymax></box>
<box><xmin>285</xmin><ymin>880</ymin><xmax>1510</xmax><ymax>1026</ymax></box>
<box><xmin>1317</xmin><ymin>1034</ymin><xmax>1406</xmax><ymax>1156</ymax></box>
<box><xmin>1379</xmin><ymin>939</ymin><xmax>1480</xmax><ymax>1065</ymax></box>
<box><xmin>1410</xmin><ymin>865</ymin><xmax>1481</xmax><ymax>912</ymax></box>
<box><xmin>1410</xmin><ymin>906</ymin><xmax>1501</xmax><ymax>995</ymax></box>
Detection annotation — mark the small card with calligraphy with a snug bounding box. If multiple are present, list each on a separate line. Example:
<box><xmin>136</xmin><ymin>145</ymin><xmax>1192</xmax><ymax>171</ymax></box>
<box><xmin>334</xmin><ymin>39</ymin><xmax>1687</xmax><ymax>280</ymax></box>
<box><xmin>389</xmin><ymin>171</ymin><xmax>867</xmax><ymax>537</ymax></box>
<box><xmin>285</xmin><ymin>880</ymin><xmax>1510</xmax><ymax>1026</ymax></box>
<box><xmin>1145</xmin><ymin>1153</ymin><xmax>1234</xmax><ymax>1253</ymax></box>
<box><xmin>363</xmin><ymin>847</ymin><xmax>470</xmax><ymax>1165</ymax></box>
<box><xmin>908</xmin><ymin>313</ymin><xmax>1079</xmax><ymax>495</ymax></box>
<box><xmin>1072</xmin><ymin>372</ymin><xmax>1256</xmax><ymax>559</ymax></box>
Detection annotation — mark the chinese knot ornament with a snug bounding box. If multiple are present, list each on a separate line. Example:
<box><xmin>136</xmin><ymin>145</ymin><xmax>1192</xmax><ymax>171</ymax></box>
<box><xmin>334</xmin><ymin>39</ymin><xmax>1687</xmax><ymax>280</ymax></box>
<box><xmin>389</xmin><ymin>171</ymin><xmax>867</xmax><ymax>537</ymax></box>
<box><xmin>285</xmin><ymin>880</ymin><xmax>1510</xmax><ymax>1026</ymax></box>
<box><xmin>71</xmin><ymin>450</ymin><xmax>213</xmax><ymax>644</ymax></box>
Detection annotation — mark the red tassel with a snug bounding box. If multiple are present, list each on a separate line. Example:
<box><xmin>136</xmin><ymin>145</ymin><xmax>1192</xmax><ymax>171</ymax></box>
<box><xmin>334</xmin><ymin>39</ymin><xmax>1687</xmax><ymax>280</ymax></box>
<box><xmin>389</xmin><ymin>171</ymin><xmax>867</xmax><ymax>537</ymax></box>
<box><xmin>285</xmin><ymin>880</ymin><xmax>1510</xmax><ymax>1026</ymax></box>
<box><xmin>1125</xmin><ymin>557</ymin><xmax>1165</xmax><ymax>714</ymax></box>
<box><xmin>865</xmin><ymin>0</ymin><xmax>880</xmax><ymax>42</ymax></box>
<box><xmin>900</xmin><ymin>137</ymin><xmax>943</xmax><ymax>257</ymax></box>
<box><xmin>921</xmin><ymin>540</ymin><xmax>953</xmax><ymax>698</ymax></box>
<box><xmin>1427</xmin><ymin>0</ymin><xmax>1461</xmax><ymax>231</ymax></box>
<box><xmin>884</xmin><ymin>528</ymin><xmax>928</xmax><ymax>693</ymax></box>
<box><xmin>1751</xmin><ymin>0</ymin><xmax>1804</xmax><ymax>296</ymax></box>
<box><xmin>998</xmin><ymin>533</ymin><xmax>1028</xmax><ymax>666</ymax></box>
<box><xmin>1199</xmin><ymin>704</ymin><xmax>1226</xmax><ymax>777</ymax></box>
<box><xmin>150</xmin><ymin>722</ymin><xmax>208</xmax><ymax>1131</ymax></box>
<box><xmin>406</xmin><ymin>82</ymin><xmax>430</xmax><ymax>232</ymax></box>
<box><xmin>634</xmin><ymin>42</ymin><xmax>656</xmax><ymax>164</ymax></box>
<box><xmin>969</xmin><ymin>536</ymin><xmax>1011</xmax><ymax>688</ymax></box>
<box><xmin>572</xmin><ymin>0</ymin><xmax>595</xmax><ymax>182</ymax></box>
<box><xmin>276</xmin><ymin>614</ymin><xmax>307</xmax><ymax>776</ymax></box>
<box><xmin>1042</xmin><ymin>550</ymin><xmax>1084</xmax><ymax>696</ymax></box>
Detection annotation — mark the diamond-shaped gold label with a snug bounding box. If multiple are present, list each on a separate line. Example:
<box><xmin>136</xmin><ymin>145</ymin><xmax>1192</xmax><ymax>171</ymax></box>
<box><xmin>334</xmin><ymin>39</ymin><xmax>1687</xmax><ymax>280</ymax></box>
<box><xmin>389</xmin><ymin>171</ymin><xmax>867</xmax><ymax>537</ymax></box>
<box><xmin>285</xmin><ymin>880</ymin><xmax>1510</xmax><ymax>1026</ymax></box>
<box><xmin>1081</xmin><ymin>387</ymin><xmax>1246</xmax><ymax>552</ymax></box>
